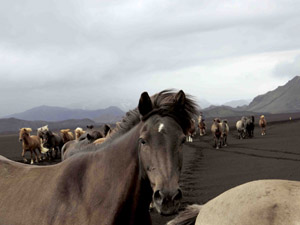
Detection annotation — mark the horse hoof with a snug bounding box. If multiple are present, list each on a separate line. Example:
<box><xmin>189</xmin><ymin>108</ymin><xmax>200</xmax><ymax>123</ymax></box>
<box><xmin>30</xmin><ymin>160</ymin><xmax>34</xmax><ymax>165</ymax></box>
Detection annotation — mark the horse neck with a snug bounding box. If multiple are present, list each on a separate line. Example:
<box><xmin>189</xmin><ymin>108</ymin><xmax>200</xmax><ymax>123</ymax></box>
<box><xmin>88</xmin><ymin>123</ymin><xmax>152</xmax><ymax>224</ymax></box>
<box><xmin>22</xmin><ymin>133</ymin><xmax>32</xmax><ymax>145</ymax></box>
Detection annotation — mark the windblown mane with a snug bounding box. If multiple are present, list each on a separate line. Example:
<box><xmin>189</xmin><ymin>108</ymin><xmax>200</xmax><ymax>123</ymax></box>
<box><xmin>107</xmin><ymin>90</ymin><xmax>198</xmax><ymax>141</ymax></box>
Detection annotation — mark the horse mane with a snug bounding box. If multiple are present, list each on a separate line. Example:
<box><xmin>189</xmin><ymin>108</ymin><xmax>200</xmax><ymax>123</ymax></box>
<box><xmin>107</xmin><ymin>90</ymin><xmax>197</xmax><ymax>141</ymax></box>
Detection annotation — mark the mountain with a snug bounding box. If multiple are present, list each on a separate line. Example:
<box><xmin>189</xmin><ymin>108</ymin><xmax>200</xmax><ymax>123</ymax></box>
<box><xmin>246</xmin><ymin>76</ymin><xmax>300</xmax><ymax>113</ymax></box>
<box><xmin>223</xmin><ymin>99</ymin><xmax>251</xmax><ymax>108</ymax></box>
<box><xmin>0</xmin><ymin>118</ymin><xmax>97</xmax><ymax>134</ymax></box>
<box><xmin>4</xmin><ymin>105</ymin><xmax>125</xmax><ymax>123</ymax></box>
<box><xmin>202</xmin><ymin>105</ymin><xmax>258</xmax><ymax>118</ymax></box>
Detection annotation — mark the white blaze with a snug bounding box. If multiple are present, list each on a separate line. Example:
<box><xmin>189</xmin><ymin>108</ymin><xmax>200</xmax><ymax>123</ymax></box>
<box><xmin>158</xmin><ymin>123</ymin><xmax>164</xmax><ymax>133</ymax></box>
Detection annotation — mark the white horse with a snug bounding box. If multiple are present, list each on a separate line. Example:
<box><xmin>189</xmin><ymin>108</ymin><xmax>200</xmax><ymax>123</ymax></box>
<box><xmin>167</xmin><ymin>179</ymin><xmax>300</xmax><ymax>225</ymax></box>
<box><xmin>236</xmin><ymin>117</ymin><xmax>246</xmax><ymax>139</ymax></box>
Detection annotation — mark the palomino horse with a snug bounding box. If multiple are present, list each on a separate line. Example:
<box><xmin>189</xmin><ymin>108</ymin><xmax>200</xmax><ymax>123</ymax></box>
<box><xmin>0</xmin><ymin>90</ymin><xmax>197</xmax><ymax>225</ymax></box>
<box><xmin>259</xmin><ymin>115</ymin><xmax>267</xmax><ymax>135</ymax></box>
<box><xmin>167</xmin><ymin>179</ymin><xmax>300</xmax><ymax>225</ymax></box>
<box><xmin>60</xmin><ymin>129</ymin><xmax>75</xmax><ymax>143</ymax></box>
<box><xmin>19</xmin><ymin>128</ymin><xmax>44</xmax><ymax>164</ymax></box>
<box><xmin>198</xmin><ymin>114</ymin><xmax>206</xmax><ymax>136</ymax></box>
<box><xmin>74</xmin><ymin>127</ymin><xmax>85</xmax><ymax>140</ymax></box>
<box><xmin>211</xmin><ymin>118</ymin><xmax>222</xmax><ymax>149</ymax></box>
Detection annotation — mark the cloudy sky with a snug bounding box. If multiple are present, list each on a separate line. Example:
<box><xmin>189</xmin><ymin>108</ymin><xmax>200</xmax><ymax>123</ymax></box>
<box><xmin>1</xmin><ymin>0</ymin><xmax>300</xmax><ymax>117</ymax></box>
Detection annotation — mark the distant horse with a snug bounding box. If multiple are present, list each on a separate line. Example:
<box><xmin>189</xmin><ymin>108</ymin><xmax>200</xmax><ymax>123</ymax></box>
<box><xmin>0</xmin><ymin>90</ymin><xmax>198</xmax><ymax>224</ymax></box>
<box><xmin>42</xmin><ymin>130</ymin><xmax>64</xmax><ymax>159</ymax></box>
<box><xmin>37</xmin><ymin>125</ymin><xmax>49</xmax><ymax>139</ymax></box>
<box><xmin>167</xmin><ymin>179</ymin><xmax>300</xmax><ymax>225</ymax></box>
<box><xmin>60</xmin><ymin>129</ymin><xmax>75</xmax><ymax>143</ymax></box>
<box><xmin>74</xmin><ymin>127</ymin><xmax>85</xmax><ymax>140</ymax></box>
<box><xmin>236</xmin><ymin>117</ymin><xmax>246</xmax><ymax>139</ymax></box>
<box><xmin>245</xmin><ymin>115</ymin><xmax>255</xmax><ymax>138</ymax></box>
<box><xmin>198</xmin><ymin>115</ymin><xmax>206</xmax><ymax>136</ymax></box>
<box><xmin>211</xmin><ymin>118</ymin><xmax>222</xmax><ymax>149</ymax></box>
<box><xmin>19</xmin><ymin>128</ymin><xmax>43</xmax><ymax>164</ymax></box>
<box><xmin>259</xmin><ymin>115</ymin><xmax>267</xmax><ymax>135</ymax></box>
<box><xmin>220</xmin><ymin>119</ymin><xmax>229</xmax><ymax>146</ymax></box>
<box><xmin>61</xmin><ymin>131</ymin><xmax>103</xmax><ymax>160</ymax></box>
<box><xmin>186</xmin><ymin>119</ymin><xmax>196</xmax><ymax>142</ymax></box>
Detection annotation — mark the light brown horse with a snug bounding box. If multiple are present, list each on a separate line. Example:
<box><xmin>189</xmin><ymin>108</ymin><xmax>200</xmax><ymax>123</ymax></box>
<box><xmin>0</xmin><ymin>90</ymin><xmax>198</xmax><ymax>225</ymax></box>
<box><xmin>259</xmin><ymin>115</ymin><xmax>267</xmax><ymax>135</ymax></box>
<box><xmin>60</xmin><ymin>129</ymin><xmax>75</xmax><ymax>143</ymax></box>
<box><xmin>167</xmin><ymin>179</ymin><xmax>300</xmax><ymax>225</ymax></box>
<box><xmin>19</xmin><ymin>128</ymin><xmax>43</xmax><ymax>164</ymax></box>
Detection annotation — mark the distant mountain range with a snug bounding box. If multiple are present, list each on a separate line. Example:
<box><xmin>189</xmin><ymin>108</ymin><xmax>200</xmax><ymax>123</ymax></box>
<box><xmin>246</xmin><ymin>76</ymin><xmax>300</xmax><ymax>113</ymax></box>
<box><xmin>223</xmin><ymin>99</ymin><xmax>251</xmax><ymax>108</ymax></box>
<box><xmin>4</xmin><ymin>105</ymin><xmax>125</xmax><ymax>123</ymax></box>
<box><xmin>1</xmin><ymin>76</ymin><xmax>300</xmax><ymax>133</ymax></box>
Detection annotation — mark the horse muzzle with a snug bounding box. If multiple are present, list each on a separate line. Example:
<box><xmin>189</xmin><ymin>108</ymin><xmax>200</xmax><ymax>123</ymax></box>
<box><xmin>152</xmin><ymin>188</ymin><xmax>182</xmax><ymax>215</ymax></box>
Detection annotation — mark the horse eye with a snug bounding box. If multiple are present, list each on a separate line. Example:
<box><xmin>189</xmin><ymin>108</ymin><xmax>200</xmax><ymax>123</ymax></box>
<box><xmin>139</xmin><ymin>138</ymin><xmax>147</xmax><ymax>145</ymax></box>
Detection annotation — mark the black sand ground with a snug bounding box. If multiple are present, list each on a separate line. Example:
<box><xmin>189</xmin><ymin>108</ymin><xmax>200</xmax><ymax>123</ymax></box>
<box><xmin>0</xmin><ymin>115</ymin><xmax>300</xmax><ymax>225</ymax></box>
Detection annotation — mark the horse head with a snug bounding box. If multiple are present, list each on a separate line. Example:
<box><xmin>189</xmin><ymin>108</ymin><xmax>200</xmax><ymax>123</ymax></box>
<box><xmin>19</xmin><ymin>128</ymin><xmax>32</xmax><ymax>142</ymax></box>
<box><xmin>137</xmin><ymin>90</ymin><xmax>196</xmax><ymax>215</ymax></box>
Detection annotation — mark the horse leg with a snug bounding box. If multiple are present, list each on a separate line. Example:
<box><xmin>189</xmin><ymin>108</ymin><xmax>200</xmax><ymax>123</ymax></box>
<box><xmin>30</xmin><ymin>150</ymin><xmax>34</xmax><ymax>164</ymax></box>
<box><xmin>33</xmin><ymin>149</ymin><xmax>39</xmax><ymax>163</ymax></box>
<box><xmin>22</xmin><ymin>148</ymin><xmax>27</xmax><ymax>163</ymax></box>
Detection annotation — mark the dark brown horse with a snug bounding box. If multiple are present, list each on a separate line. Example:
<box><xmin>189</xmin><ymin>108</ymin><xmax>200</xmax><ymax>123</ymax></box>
<box><xmin>0</xmin><ymin>90</ymin><xmax>197</xmax><ymax>225</ymax></box>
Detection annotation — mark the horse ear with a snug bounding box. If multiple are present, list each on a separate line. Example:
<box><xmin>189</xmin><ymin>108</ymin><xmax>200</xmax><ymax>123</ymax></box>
<box><xmin>138</xmin><ymin>92</ymin><xmax>153</xmax><ymax>116</ymax></box>
<box><xmin>174</xmin><ymin>90</ymin><xmax>186</xmax><ymax>108</ymax></box>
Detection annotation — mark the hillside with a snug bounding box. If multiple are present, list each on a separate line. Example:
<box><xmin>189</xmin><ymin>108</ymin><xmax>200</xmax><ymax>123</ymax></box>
<box><xmin>4</xmin><ymin>105</ymin><xmax>125</xmax><ymax>123</ymax></box>
<box><xmin>247</xmin><ymin>76</ymin><xmax>300</xmax><ymax>113</ymax></box>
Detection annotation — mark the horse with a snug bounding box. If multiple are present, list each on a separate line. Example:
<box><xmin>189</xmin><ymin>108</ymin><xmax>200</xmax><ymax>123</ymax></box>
<box><xmin>220</xmin><ymin>119</ymin><xmax>229</xmax><ymax>147</ymax></box>
<box><xmin>61</xmin><ymin>131</ymin><xmax>103</xmax><ymax>161</ymax></box>
<box><xmin>74</xmin><ymin>127</ymin><xmax>85</xmax><ymax>140</ymax></box>
<box><xmin>42</xmin><ymin>130</ymin><xmax>64</xmax><ymax>159</ymax></box>
<box><xmin>19</xmin><ymin>128</ymin><xmax>44</xmax><ymax>164</ymax></box>
<box><xmin>0</xmin><ymin>89</ymin><xmax>198</xmax><ymax>225</ymax></box>
<box><xmin>198</xmin><ymin>115</ymin><xmax>206</xmax><ymax>136</ymax></box>
<box><xmin>259</xmin><ymin>115</ymin><xmax>267</xmax><ymax>135</ymax></box>
<box><xmin>167</xmin><ymin>179</ymin><xmax>300</xmax><ymax>225</ymax></box>
<box><xmin>245</xmin><ymin>115</ymin><xmax>255</xmax><ymax>138</ymax></box>
<box><xmin>211</xmin><ymin>118</ymin><xmax>222</xmax><ymax>149</ymax></box>
<box><xmin>236</xmin><ymin>117</ymin><xmax>246</xmax><ymax>139</ymax></box>
<box><xmin>37</xmin><ymin>125</ymin><xmax>49</xmax><ymax>139</ymax></box>
<box><xmin>186</xmin><ymin>119</ymin><xmax>196</xmax><ymax>142</ymax></box>
<box><xmin>60</xmin><ymin>129</ymin><xmax>75</xmax><ymax>143</ymax></box>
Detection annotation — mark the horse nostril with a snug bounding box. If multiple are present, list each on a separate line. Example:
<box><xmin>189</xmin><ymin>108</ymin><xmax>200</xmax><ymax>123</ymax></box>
<box><xmin>172</xmin><ymin>189</ymin><xmax>183</xmax><ymax>201</ymax></box>
<box><xmin>154</xmin><ymin>190</ymin><xmax>162</xmax><ymax>200</ymax></box>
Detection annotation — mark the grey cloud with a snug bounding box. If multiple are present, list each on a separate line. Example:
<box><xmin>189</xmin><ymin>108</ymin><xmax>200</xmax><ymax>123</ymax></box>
<box><xmin>273</xmin><ymin>55</ymin><xmax>300</xmax><ymax>78</ymax></box>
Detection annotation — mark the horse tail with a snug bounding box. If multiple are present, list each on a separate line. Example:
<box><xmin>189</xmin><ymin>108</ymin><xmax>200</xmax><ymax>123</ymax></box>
<box><xmin>166</xmin><ymin>204</ymin><xmax>202</xmax><ymax>225</ymax></box>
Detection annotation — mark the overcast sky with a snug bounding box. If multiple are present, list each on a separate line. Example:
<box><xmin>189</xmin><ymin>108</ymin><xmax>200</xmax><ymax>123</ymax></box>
<box><xmin>1</xmin><ymin>0</ymin><xmax>300</xmax><ymax>116</ymax></box>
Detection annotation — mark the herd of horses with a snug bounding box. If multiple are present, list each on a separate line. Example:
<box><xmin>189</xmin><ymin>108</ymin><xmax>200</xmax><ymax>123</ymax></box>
<box><xmin>0</xmin><ymin>90</ymin><xmax>297</xmax><ymax>225</ymax></box>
